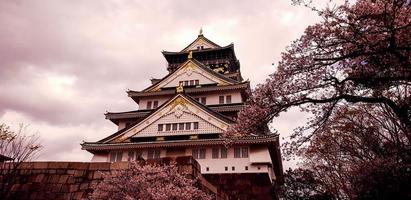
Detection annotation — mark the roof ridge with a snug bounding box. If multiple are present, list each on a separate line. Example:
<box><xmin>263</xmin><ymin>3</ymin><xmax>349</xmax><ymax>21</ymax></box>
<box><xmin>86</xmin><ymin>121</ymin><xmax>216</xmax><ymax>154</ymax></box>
<box><xmin>139</xmin><ymin>58</ymin><xmax>238</xmax><ymax>92</ymax></box>
<box><xmin>180</xmin><ymin>35</ymin><xmax>222</xmax><ymax>52</ymax></box>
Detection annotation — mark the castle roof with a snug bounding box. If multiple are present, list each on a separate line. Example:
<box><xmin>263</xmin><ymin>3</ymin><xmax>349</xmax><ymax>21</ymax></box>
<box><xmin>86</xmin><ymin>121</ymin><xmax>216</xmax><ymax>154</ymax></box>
<box><xmin>105</xmin><ymin>103</ymin><xmax>245</xmax><ymax>125</ymax></box>
<box><xmin>82</xmin><ymin>134</ymin><xmax>279</xmax><ymax>152</ymax></box>
<box><xmin>89</xmin><ymin>92</ymin><xmax>235</xmax><ymax>144</ymax></box>
<box><xmin>127</xmin><ymin>81</ymin><xmax>250</xmax><ymax>104</ymax></box>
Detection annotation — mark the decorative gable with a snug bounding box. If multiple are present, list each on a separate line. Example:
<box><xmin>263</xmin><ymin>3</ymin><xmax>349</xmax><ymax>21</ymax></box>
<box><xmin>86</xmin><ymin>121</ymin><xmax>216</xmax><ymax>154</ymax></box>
<box><xmin>107</xmin><ymin>94</ymin><xmax>231</xmax><ymax>143</ymax></box>
<box><xmin>181</xmin><ymin>35</ymin><xmax>220</xmax><ymax>52</ymax></box>
<box><xmin>145</xmin><ymin>59</ymin><xmax>234</xmax><ymax>92</ymax></box>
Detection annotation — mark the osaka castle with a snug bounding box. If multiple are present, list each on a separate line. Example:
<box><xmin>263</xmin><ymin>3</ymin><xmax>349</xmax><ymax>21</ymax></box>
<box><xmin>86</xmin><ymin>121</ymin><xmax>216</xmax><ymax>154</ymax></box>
<box><xmin>81</xmin><ymin>30</ymin><xmax>283</xmax><ymax>193</ymax></box>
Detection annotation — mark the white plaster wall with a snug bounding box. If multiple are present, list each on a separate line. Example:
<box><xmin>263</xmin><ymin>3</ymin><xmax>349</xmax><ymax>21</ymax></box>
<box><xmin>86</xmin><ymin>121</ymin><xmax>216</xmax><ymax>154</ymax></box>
<box><xmin>249</xmin><ymin>146</ymin><xmax>272</xmax><ymax>163</ymax></box>
<box><xmin>91</xmin><ymin>153</ymin><xmax>108</xmax><ymax>162</ymax></box>
<box><xmin>137</xmin><ymin>90</ymin><xmax>243</xmax><ymax>110</ymax></box>
<box><xmin>191</xmin><ymin>91</ymin><xmax>243</xmax><ymax>105</ymax></box>
<box><xmin>185</xmin><ymin>145</ymin><xmax>272</xmax><ymax>174</ymax></box>
<box><xmin>163</xmin><ymin>71</ymin><xmax>218</xmax><ymax>88</ymax></box>
<box><xmin>186</xmin><ymin>41</ymin><xmax>215</xmax><ymax>51</ymax></box>
<box><xmin>97</xmin><ymin>145</ymin><xmax>275</xmax><ymax>181</ymax></box>
<box><xmin>139</xmin><ymin>96</ymin><xmax>171</xmax><ymax>110</ymax></box>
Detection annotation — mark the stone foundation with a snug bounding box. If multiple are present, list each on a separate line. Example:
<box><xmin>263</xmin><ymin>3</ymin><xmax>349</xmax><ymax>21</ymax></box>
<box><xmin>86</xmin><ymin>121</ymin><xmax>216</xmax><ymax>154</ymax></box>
<box><xmin>0</xmin><ymin>157</ymin><xmax>225</xmax><ymax>200</ymax></box>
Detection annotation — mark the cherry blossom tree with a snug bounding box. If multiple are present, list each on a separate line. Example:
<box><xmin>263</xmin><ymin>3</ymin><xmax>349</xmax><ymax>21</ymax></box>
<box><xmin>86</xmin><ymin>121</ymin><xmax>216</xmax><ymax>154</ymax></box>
<box><xmin>91</xmin><ymin>162</ymin><xmax>212</xmax><ymax>200</ymax></box>
<box><xmin>225</xmin><ymin>1</ymin><xmax>411</xmax><ymax>198</ymax></box>
<box><xmin>226</xmin><ymin>0</ymin><xmax>411</xmax><ymax>157</ymax></box>
<box><xmin>296</xmin><ymin>103</ymin><xmax>410</xmax><ymax>199</ymax></box>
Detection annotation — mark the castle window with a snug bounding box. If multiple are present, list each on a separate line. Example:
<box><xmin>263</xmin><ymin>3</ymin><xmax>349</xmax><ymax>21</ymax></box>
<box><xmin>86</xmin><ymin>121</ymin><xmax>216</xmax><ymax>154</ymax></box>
<box><xmin>172</xmin><ymin>123</ymin><xmax>178</xmax><ymax>131</ymax></box>
<box><xmin>206</xmin><ymin>167</ymin><xmax>209</xmax><ymax>171</ymax></box>
<box><xmin>195</xmin><ymin>80</ymin><xmax>199</xmax><ymax>85</ymax></box>
<box><xmin>192</xmin><ymin>149</ymin><xmax>198</xmax><ymax>159</ymax></box>
<box><xmin>148</xmin><ymin>149</ymin><xmax>161</xmax><ymax>159</ymax></box>
<box><xmin>192</xmin><ymin>148</ymin><xmax>206</xmax><ymax>159</ymax></box>
<box><xmin>245</xmin><ymin>166</ymin><xmax>249</xmax><ymax>171</ymax></box>
<box><xmin>178</xmin><ymin>123</ymin><xmax>184</xmax><ymax>130</ymax></box>
<box><xmin>135</xmin><ymin>151</ymin><xmax>143</xmax><ymax>160</ymax></box>
<box><xmin>153</xmin><ymin>101</ymin><xmax>159</xmax><ymax>109</ymax></box>
<box><xmin>184</xmin><ymin>81</ymin><xmax>189</xmax><ymax>86</ymax></box>
<box><xmin>193</xmin><ymin>122</ymin><xmax>199</xmax><ymax>130</ymax></box>
<box><xmin>199</xmin><ymin>149</ymin><xmax>206</xmax><ymax>159</ymax></box>
<box><xmin>129</xmin><ymin>151</ymin><xmax>143</xmax><ymax>161</ymax></box>
<box><xmin>110</xmin><ymin>151</ymin><xmax>123</xmax><ymax>162</ymax></box>
<box><xmin>219</xmin><ymin>96</ymin><xmax>224</xmax><ymax>104</ymax></box>
<box><xmin>242</xmin><ymin>147</ymin><xmax>249</xmax><ymax>158</ymax></box>
<box><xmin>128</xmin><ymin>151</ymin><xmax>135</xmax><ymax>161</ymax></box>
<box><xmin>166</xmin><ymin>124</ymin><xmax>171</xmax><ymax>131</ymax></box>
<box><xmin>147</xmin><ymin>101</ymin><xmax>152</xmax><ymax>109</ymax></box>
<box><xmin>190</xmin><ymin>80</ymin><xmax>194</xmax><ymax>85</ymax></box>
<box><xmin>234</xmin><ymin>147</ymin><xmax>248</xmax><ymax>158</ymax></box>
<box><xmin>220</xmin><ymin>147</ymin><xmax>227</xmax><ymax>158</ymax></box>
<box><xmin>158</xmin><ymin>124</ymin><xmax>163</xmax><ymax>132</ymax></box>
<box><xmin>226</xmin><ymin>95</ymin><xmax>232</xmax><ymax>104</ymax></box>
<box><xmin>234</xmin><ymin>147</ymin><xmax>241</xmax><ymax>158</ymax></box>
<box><xmin>225</xmin><ymin>166</ymin><xmax>228</xmax><ymax>171</ymax></box>
<box><xmin>232</xmin><ymin>166</ymin><xmax>235</xmax><ymax>171</ymax></box>
<box><xmin>185</xmin><ymin>122</ymin><xmax>191</xmax><ymax>130</ymax></box>
<box><xmin>212</xmin><ymin>148</ymin><xmax>219</xmax><ymax>159</ymax></box>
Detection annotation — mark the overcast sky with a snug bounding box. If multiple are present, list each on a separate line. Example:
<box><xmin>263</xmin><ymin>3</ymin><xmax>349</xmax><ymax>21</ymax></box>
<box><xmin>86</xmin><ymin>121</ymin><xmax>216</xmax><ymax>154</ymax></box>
<box><xmin>0</xmin><ymin>0</ymin><xmax>321</xmax><ymax>167</ymax></box>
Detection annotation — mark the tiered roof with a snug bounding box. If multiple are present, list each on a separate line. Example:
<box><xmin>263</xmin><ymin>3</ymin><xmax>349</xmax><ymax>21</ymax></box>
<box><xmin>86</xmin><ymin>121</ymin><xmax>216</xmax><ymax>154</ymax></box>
<box><xmin>162</xmin><ymin>31</ymin><xmax>242</xmax><ymax>80</ymax></box>
<box><xmin>81</xmin><ymin>31</ymin><xmax>272</xmax><ymax>152</ymax></box>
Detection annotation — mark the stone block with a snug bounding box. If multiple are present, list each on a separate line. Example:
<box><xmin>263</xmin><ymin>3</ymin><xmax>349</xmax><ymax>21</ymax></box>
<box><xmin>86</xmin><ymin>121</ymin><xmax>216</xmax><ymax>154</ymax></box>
<box><xmin>86</xmin><ymin>171</ymin><xmax>94</xmax><ymax>180</ymax></box>
<box><xmin>36</xmin><ymin>174</ymin><xmax>45</xmax><ymax>183</ymax></box>
<box><xmin>110</xmin><ymin>162</ymin><xmax>129</xmax><ymax>170</ymax></box>
<box><xmin>67</xmin><ymin>177</ymin><xmax>76</xmax><ymax>184</ymax></box>
<box><xmin>49</xmin><ymin>175</ymin><xmax>60</xmax><ymax>183</ymax></box>
<box><xmin>73</xmin><ymin>191</ymin><xmax>84</xmax><ymax>199</ymax></box>
<box><xmin>89</xmin><ymin>162</ymin><xmax>110</xmax><ymax>170</ymax></box>
<box><xmin>58</xmin><ymin>175</ymin><xmax>69</xmax><ymax>183</ymax></box>
<box><xmin>75</xmin><ymin>177</ymin><xmax>84</xmax><ymax>183</ymax></box>
<box><xmin>33</xmin><ymin>162</ymin><xmax>48</xmax><ymax>169</ymax></box>
<box><xmin>68</xmin><ymin>162</ymin><xmax>90</xmax><ymax>170</ymax></box>
<box><xmin>18</xmin><ymin>162</ymin><xmax>34</xmax><ymax>169</ymax></box>
<box><xmin>56</xmin><ymin>169</ymin><xmax>67</xmax><ymax>174</ymax></box>
<box><xmin>47</xmin><ymin>169</ymin><xmax>57</xmax><ymax>174</ymax></box>
<box><xmin>79</xmin><ymin>183</ymin><xmax>89</xmax><ymax>190</ymax></box>
<box><xmin>69</xmin><ymin>184</ymin><xmax>79</xmax><ymax>192</ymax></box>
<box><xmin>48</xmin><ymin>162</ymin><xmax>69</xmax><ymax>169</ymax></box>
<box><xmin>74</xmin><ymin>170</ymin><xmax>85</xmax><ymax>177</ymax></box>
<box><xmin>51</xmin><ymin>184</ymin><xmax>62</xmax><ymax>193</ymax></box>
<box><xmin>60</xmin><ymin>184</ymin><xmax>70</xmax><ymax>193</ymax></box>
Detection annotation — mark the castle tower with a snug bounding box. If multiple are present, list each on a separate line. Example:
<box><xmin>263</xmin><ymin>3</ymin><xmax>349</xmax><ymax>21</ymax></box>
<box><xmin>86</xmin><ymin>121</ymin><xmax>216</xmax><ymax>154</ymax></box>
<box><xmin>81</xmin><ymin>31</ymin><xmax>283</xmax><ymax>198</ymax></box>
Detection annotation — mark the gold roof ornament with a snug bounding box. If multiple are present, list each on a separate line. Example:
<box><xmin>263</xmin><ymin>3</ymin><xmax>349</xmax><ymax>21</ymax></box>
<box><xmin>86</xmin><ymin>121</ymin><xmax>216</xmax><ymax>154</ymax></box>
<box><xmin>187</xmin><ymin>51</ymin><xmax>193</xmax><ymax>59</ymax></box>
<box><xmin>176</xmin><ymin>82</ymin><xmax>184</xmax><ymax>93</ymax></box>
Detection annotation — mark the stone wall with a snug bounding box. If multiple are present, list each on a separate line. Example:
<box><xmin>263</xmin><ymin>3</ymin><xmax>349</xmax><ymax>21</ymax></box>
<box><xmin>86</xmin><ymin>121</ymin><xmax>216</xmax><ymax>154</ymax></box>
<box><xmin>0</xmin><ymin>156</ymin><xmax>225</xmax><ymax>200</ymax></box>
<box><xmin>204</xmin><ymin>173</ymin><xmax>276</xmax><ymax>200</ymax></box>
